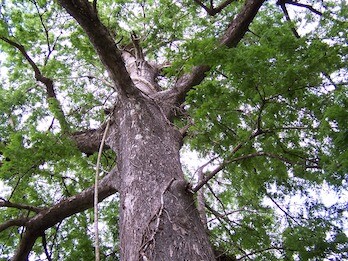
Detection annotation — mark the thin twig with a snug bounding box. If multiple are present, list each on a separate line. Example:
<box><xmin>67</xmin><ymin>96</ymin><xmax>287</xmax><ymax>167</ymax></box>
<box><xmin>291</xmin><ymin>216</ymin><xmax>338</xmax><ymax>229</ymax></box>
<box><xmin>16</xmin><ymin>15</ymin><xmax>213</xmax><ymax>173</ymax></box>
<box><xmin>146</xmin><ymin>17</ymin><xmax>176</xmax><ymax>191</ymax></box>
<box><xmin>0</xmin><ymin>198</ymin><xmax>44</xmax><ymax>213</ymax></box>
<box><xmin>192</xmin><ymin>143</ymin><xmax>243</xmax><ymax>192</ymax></box>
<box><xmin>192</xmin><ymin>147</ymin><xmax>297</xmax><ymax>193</ymax></box>
<box><xmin>197</xmin><ymin>165</ymin><xmax>208</xmax><ymax>229</ymax></box>
<box><xmin>285</xmin><ymin>0</ymin><xmax>322</xmax><ymax>16</ymax></box>
<box><xmin>41</xmin><ymin>232</ymin><xmax>53</xmax><ymax>261</ymax></box>
<box><xmin>278</xmin><ymin>2</ymin><xmax>300</xmax><ymax>39</ymax></box>
<box><xmin>266</xmin><ymin>193</ymin><xmax>300</xmax><ymax>225</ymax></box>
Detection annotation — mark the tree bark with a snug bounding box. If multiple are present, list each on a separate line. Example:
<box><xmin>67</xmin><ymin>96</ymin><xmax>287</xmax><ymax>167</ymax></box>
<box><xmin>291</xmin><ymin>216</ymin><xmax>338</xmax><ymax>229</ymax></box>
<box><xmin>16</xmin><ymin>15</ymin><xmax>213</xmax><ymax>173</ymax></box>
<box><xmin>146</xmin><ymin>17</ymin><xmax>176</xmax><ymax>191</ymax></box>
<box><xmin>107</xmin><ymin>97</ymin><xmax>215</xmax><ymax>260</ymax></box>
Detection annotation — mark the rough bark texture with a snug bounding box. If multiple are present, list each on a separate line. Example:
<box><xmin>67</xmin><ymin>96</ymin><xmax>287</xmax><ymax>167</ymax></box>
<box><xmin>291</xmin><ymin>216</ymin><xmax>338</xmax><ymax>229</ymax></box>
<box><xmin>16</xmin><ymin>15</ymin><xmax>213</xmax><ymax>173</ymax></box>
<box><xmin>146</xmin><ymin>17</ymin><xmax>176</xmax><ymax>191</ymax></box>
<box><xmin>106</xmin><ymin>97</ymin><xmax>215</xmax><ymax>260</ymax></box>
<box><xmin>71</xmin><ymin>128</ymin><xmax>110</xmax><ymax>155</ymax></box>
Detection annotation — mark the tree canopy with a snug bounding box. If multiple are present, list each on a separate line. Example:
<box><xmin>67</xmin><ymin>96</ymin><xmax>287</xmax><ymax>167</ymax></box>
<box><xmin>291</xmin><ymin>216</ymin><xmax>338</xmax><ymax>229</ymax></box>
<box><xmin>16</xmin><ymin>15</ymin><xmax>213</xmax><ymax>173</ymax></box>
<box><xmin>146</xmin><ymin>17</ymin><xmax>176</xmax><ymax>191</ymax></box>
<box><xmin>0</xmin><ymin>0</ymin><xmax>347</xmax><ymax>260</ymax></box>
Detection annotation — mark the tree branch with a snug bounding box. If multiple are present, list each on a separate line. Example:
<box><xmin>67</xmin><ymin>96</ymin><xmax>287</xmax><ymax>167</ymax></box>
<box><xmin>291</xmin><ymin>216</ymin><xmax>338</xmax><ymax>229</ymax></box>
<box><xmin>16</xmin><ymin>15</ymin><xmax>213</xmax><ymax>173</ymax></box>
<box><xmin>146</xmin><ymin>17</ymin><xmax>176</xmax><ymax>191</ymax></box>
<box><xmin>266</xmin><ymin>193</ymin><xmax>300</xmax><ymax>225</ymax></box>
<box><xmin>10</xmin><ymin>169</ymin><xmax>118</xmax><ymax>261</ymax></box>
<box><xmin>0</xmin><ymin>36</ymin><xmax>41</xmax><ymax>80</ymax></box>
<box><xmin>237</xmin><ymin>246</ymin><xmax>288</xmax><ymax>260</ymax></box>
<box><xmin>192</xmin><ymin>159</ymin><xmax>228</xmax><ymax>193</ymax></box>
<box><xmin>192</xmin><ymin>147</ymin><xmax>295</xmax><ymax>192</ymax></box>
<box><xmin>283</xmin><ymin>0</ymin><xmax>323</xmax><ymax>16</ymax></box>
<box><xmin>193</xmin><ymin>0</ymin><xmax>213</xmax><ymax>14</ymax></box>
<box><xmin>277</xmin><ymin>2</ymin><xmax>300</xmax><ymax>38</ymax></box>
<box><xmin>71</xmin><ymin>128</ymin><xmax>111</xmax><ymax>155</ymax></box>
<box><xmin>0</xmin><ymin>217</ymin><xmax>30</xmax><ymax>233</ymax></box>
<box><xmin>41</xmin><ymin>233</ymin><xmax>53</xmax><ymax>261</ymax></box>
<box><xmin>57</xmin><ymin>0</ymin><xmax>139</xmax><ymax>97</ymax></box>
<box><xmin>162</xmin><ymin>0</ymin><xmax>265</xmax><ymax>106</ymax></box>
<box><xmin>195</xmin><ymin>159</ymin><xmax>218</xmax><ymax>229</ymax></box>
<box><xmin>220</xmin><ymin>0</ymin><xmax>265</xmax><ymax>47</ymax></box>
<box><xmin>0</xmin><ymin>36</ymin><xmax>70</xmax><ymax>133</ymax></box>
<box><xmin>194</xmin><ymin>0</ymin><xmax>238</xmax><ymax>16</ymax></box>
<box><xmin>31</xmin><ymin>0</ymin><xmax>51</xmax><ymax>55</ymax></box>
<box><xmin>93</xmin><ymin>0</ymin><xmax>98</xmax><ymax>13</ymax></box>
<box><xmin>0</xmin><ymin>198</ymin><xmax>44</xmax><ymax>213</ymax></box>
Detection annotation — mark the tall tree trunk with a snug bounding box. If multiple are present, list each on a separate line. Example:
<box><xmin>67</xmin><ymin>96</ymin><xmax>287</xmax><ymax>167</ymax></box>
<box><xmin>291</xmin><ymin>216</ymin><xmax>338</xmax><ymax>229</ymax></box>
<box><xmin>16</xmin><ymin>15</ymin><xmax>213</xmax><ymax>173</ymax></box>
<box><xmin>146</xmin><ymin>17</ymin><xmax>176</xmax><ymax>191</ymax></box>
<box><xmin>107</xmin><ymin>96</ymin><xmax>215</xmax><ymax>260</ymax></box>
<box><xmin>54</xmin><ymin>1</ymin><xmax>266</xmax><ymax>259</ymax></box>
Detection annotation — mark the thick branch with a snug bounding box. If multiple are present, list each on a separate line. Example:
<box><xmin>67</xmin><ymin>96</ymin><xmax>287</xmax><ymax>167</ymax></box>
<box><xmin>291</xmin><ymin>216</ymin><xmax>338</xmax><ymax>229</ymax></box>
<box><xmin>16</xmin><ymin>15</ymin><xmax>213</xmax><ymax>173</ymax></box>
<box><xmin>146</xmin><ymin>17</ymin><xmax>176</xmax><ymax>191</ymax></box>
<box><xmin>170</xmin><ymin>65</ymin><xmax>211</xmax><ymax>104</ymax></box>
<box><xmin>121</xmin><ymin>35</ymin><xmax>162</xmax><ymax>95</ymax></box>
<box><xmin>220</xmin><ymin>0</ymin><xmax>265</xmax><ymax>47</ymax></box>
<box><xmin>11</xmin><ymin>170</ymin><xmax>118</xmax><ymax>261</ymax></box>
<box><xmin>71</xmin><ymin>128</ymin><xmax>110</xmax><ymax>155</ymax></box>
<box><xmin>163</xmin><ymin>0</ymin><xmax>265</xmax><ymax>105</ymax></box>
<box><xmin>0</xmin><ymin>218</ymin><xmax>30</xmax><ymax>233</ymax></box>
<box><xmin>57</xmin><ymin>0</ymin><xmax>139</xmax><ymax>96</ymax></box>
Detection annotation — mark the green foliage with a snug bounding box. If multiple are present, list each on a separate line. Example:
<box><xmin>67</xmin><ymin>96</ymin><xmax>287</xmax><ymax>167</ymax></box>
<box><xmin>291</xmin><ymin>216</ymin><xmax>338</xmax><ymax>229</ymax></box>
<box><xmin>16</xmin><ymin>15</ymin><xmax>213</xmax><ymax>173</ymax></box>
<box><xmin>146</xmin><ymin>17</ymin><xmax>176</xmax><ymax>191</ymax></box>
<box><xmin>185</xmin><ymin>2</ymin><xmax>348</xmax><ymax>259</ymax></box>
<box><xmin>0</xmin><ymin>0</ymin><xmax>347</xmax><ymax>260</ymax></box>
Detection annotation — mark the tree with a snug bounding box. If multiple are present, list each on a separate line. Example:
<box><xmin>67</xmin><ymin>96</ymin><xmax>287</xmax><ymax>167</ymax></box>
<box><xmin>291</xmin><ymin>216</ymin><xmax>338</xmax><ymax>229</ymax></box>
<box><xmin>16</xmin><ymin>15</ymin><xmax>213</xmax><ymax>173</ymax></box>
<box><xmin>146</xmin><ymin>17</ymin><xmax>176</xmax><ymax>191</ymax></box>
<box><xmin>0</xmin><ymin>0</ymin><xmax>347</xmax><ymax>260</ymax></box>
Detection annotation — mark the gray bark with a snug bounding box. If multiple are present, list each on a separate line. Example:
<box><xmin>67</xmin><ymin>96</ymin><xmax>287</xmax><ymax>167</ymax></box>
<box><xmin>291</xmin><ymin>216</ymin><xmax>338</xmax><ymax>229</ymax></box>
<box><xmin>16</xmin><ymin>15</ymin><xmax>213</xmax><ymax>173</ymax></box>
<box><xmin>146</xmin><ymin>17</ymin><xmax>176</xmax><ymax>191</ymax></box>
<box><xmin>107</xmin><ymin>97</ymin><xmax>215</xmax><ymax>260</ymax></box>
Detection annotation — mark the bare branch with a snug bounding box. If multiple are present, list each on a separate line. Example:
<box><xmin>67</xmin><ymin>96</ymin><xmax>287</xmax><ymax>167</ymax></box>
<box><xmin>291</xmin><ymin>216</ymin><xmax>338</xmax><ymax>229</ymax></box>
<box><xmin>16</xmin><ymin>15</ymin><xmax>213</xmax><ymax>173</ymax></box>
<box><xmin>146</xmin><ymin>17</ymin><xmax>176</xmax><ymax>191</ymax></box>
<box><xmin>236</xmin><ymin>246</ymin><xmax>288</xmax><ymax>260</ymax></box>
<box><xmin>206</xmin><ymin>183</ymin><xmax>228</xmax><ymax>212</ymax></box>
<box><xmin>131</xmin><ymin>31</ymin><xmax>145</xmax><ymax>63</ymax></box>
<box><xmin>220</xmin><ymin>0</ymin><xmax>266</xmax><ymax>47</ymax></box>
<box><xmin>93</xmin><ymin>0</ymin><xmax>98</xmax><ymax>13</ymax></box>
<box><xmin>266</xmin><ymin>193</ymin><xmax>300</xmax><ymax>225</ymax></box>
<box><xmin>195</xmin><ymin>160</ymin><xmax>217</xmax><ymax>229</ymax></box>
<box><xmin>31</xmin><ymin>0</ymin><xmax>51</xmax><ymax>54</ymax></box>
<box><xmin>0</xmin><ymin>36</ymin><xmax>42</xmax><ymax>80</ymax></box>
<box><xmin>322</xmin><ymin>71</ymin><xmax>339</xmax><ymax>90</ymax></box>
<box><xmin>170</xmin><ymin>64</ymin><xmax>211</xmax><ymax>104</ymax></box>
<box><xmin>193</xmin><ymin>0</ymin><xmax>213</xmax><ymax>15</ymax></box>
<box><xmin>214</xmin><ymin>0</ymin><xmax>237</xmax><ymax>14</ymax></box>
<box><xmin>192</xmin><ymin>159</ymin><xmax>230</xmax><ymax>193</ymax></box>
